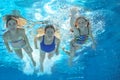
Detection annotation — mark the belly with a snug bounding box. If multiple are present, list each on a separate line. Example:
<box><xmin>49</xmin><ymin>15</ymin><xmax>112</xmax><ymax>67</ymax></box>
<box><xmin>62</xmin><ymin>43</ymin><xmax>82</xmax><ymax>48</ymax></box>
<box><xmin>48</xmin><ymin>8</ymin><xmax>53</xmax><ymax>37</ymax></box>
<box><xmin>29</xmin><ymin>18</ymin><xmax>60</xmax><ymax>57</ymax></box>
<box><xmin>10</xmin><ymin>39</ymin><xmax>26</xmax><ymax>49</ymax></box>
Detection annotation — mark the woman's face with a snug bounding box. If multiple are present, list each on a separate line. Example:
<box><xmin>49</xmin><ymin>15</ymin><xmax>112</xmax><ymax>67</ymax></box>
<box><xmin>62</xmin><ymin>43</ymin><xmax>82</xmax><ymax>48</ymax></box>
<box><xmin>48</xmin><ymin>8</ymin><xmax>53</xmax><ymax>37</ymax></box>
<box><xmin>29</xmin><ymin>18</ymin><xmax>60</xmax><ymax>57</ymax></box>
<box><xmin>7</xmin><ymin>19</ymin><xmax>17</xmax><ymax>30</ymax></box>
<box><xmin>77</xmin><ymin>18</ymin><xmax>88</xmax><ymax>28</ymax></box>
<box><xmin>45</xmin><ymin>28</ymin><xmax>55</xmax><ymax>37</ymax></box>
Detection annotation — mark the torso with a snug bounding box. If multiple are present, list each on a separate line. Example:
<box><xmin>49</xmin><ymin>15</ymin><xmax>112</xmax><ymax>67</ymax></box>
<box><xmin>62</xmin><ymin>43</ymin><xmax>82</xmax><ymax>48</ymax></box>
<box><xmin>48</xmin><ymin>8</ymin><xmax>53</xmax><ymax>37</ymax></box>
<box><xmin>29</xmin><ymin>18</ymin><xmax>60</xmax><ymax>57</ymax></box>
<box><xmin>73</xmin><ymin>26</ymin><xmax>89</xmax><ymax>44</ymax></box>
<box><xmin>40</xmin><ymin>35</ymin><xmax>56</xmax><ymax>52</ymax></box>
<box><xmin>44</xmin><ymin>36</ymin><xmax>55</xmax><ymax>45</ymax></box>
<box><xmin>5</xmin><ymin>28</ymin><xmax>26</xmax><ymax>49</ymax></box>
<box><xmin>73</xmin><ymin>26</ymin><xmax>89</xmax><ymax>37</ymax></box>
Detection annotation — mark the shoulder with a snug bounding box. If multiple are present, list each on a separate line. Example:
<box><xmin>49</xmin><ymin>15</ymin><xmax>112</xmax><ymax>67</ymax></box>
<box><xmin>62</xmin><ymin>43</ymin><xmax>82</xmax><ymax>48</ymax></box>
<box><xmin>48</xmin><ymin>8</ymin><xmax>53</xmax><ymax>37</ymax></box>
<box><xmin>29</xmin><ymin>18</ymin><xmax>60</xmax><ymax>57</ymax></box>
<box><xmin>39</xmin><ymin>36</ymin><xmax>43</xmax><ymax>41</ymax></box>
<box><xmin>55</xmin><ymin>36</ymin><xmax>60</xmax><ymax>43</ymax></box>
<box><xmin>36</xmin><ymin>35</ymin><xmax>43</xmax><ymax>41</ymax></box>
<box><xmin>17</xmin><ymin>28</ymin><xmax>25</xmax><ymax>34</ymax></box>
<box><xmin>18</xmin><ymin>28</ymin><xmax>25</xmax><ymax>32</ymax></box>
<box><xmin>3</xmin><ymin>31</ymin><xmax>9</xmax><ymax>39</ymax></box>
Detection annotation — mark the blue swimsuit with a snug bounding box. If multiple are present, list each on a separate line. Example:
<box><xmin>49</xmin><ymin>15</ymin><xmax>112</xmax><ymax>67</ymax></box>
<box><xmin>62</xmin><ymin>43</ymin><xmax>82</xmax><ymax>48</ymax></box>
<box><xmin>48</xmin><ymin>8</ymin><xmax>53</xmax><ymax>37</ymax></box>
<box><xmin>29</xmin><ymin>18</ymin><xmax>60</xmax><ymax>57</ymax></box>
<box><xmin>75</xmin><ymin>35</ymin><xmax>88</xmax><ymax>44</ymax></box>
<box><xmin>40</xmin><ymin>35</ymin><xmax>55</xmax><ymax>52</ymax></box>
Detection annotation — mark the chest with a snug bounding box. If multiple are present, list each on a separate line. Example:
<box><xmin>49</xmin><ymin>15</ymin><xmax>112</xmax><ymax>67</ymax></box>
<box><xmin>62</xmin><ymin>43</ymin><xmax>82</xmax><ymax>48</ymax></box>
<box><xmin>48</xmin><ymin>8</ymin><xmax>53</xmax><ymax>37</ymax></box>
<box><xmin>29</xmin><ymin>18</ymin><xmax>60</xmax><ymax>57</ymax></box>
<box><xmin>8</xmin><ymin>32</ymin><xmax>24</xmax><ymax>41</ymax></box>
<box><xmin>76</xmin><ymin>26</ymin><xmax>89</xmax><ymax>34</ymax></box>
<box><xmin>80</xmin><ymin>27</ymin><xmax>89</xmax><ymax>35</ymax></box>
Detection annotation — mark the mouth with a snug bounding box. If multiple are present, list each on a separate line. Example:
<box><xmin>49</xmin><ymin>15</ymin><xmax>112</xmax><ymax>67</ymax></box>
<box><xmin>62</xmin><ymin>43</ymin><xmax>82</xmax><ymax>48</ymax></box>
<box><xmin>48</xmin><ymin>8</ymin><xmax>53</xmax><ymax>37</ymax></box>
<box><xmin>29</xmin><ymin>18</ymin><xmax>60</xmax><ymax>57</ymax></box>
<box><xmin>10</xmin><ymin>28</ymin><xmax>16</xmax><ymax>30</ymax></box>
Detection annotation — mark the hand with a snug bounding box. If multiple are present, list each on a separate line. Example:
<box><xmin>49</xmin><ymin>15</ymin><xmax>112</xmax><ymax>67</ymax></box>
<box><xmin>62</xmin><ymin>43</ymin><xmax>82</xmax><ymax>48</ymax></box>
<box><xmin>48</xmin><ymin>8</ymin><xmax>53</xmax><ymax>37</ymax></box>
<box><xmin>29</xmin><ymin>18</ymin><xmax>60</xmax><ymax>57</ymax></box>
<box><xmin>70</xmin><ymin>7</ymin><xmax>78</xmax><ymax>16</ymax></box>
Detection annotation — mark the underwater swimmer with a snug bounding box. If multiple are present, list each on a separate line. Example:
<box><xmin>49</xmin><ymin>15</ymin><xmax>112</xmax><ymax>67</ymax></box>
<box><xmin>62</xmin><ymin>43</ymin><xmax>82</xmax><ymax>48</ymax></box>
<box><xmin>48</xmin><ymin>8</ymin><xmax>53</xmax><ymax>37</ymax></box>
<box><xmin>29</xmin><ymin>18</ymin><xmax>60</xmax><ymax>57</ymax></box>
<box><xmin>63</xmin><ymin>8</ymin><xmax>96</xmax><ymax>66</ymax></box>
<box><xmin>34</xmin><ymin>25</ymin><xmax>60</xmax><ymax>72</ymax></box>
<box><xmin>3</xmin><ymin>17</ymin><xmax>36</xmax><ymax>67</ymax></box>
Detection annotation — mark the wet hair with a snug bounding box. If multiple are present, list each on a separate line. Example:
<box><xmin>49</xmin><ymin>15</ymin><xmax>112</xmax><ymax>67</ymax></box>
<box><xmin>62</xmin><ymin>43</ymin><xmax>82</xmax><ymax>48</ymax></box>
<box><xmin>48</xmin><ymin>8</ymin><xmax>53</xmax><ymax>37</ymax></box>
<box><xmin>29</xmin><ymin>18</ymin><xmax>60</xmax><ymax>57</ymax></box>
<box><xmin>45</xmin><ymin>25</ymin><xmax>55</xmax><ymax>33</ymax></box>
<box><xmin>75</xmin><ymin>17</ymin><xmax>89</xmax><ymax>28</ymax></box>
<box><xmin>6</xmin><ymin>17</ymin><xmax>18</xmax><ymax>27</ymax></box>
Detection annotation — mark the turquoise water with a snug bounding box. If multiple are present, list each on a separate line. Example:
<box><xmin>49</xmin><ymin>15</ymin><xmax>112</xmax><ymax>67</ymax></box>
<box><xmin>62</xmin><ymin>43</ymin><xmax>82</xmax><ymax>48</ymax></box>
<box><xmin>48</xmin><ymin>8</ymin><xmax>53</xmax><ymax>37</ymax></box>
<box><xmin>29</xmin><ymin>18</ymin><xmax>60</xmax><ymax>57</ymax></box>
<box><xmin>0</xmin><ymin>0</ymin><xmax>120</xmax><ymax>80</ymax></box>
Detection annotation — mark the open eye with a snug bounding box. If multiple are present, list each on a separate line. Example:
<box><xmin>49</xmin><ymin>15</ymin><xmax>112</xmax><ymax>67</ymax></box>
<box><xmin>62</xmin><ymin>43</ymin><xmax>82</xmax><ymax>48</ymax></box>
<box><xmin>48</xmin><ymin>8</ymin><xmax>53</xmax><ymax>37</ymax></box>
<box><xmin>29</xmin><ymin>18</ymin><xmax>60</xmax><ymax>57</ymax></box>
<box><xmin>8</xmin><ymin>23</ymin><xmax>11</xmax><ymax>26</ymax></box>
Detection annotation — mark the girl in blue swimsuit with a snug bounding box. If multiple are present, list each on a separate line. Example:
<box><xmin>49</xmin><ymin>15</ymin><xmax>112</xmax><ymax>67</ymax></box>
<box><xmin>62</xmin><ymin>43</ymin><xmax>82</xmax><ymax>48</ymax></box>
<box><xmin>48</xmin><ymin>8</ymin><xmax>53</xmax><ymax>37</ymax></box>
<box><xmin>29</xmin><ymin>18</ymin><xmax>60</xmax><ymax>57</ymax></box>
<box><xmin>63</xmin><ymin>8</ymin><xmax>96</xmax><ymax>66</ymax></box>
<box><xmin>34</xmin><ymin>25</ymin><xmax>60</xmax><ymax>72</ymax></box>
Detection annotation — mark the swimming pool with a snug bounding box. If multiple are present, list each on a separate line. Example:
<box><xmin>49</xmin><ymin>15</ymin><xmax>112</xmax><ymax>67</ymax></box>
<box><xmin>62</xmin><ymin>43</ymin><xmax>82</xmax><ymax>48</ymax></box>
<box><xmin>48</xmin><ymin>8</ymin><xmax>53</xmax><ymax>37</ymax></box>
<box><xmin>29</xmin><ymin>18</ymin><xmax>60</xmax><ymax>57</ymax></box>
<box><xmin>0</xmin><ymin>0</ymin><xmax>120</xmax><ymax>80</ymax></box>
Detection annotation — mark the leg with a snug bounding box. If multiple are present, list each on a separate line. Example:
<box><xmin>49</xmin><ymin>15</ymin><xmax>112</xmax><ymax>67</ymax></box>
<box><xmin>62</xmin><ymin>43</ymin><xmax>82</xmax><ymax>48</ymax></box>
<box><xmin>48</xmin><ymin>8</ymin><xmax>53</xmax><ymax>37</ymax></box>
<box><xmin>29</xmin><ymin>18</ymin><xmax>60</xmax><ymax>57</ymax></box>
<box><xmin>14</xmin><ymin>49</ymin><xmax>23</xmax><ymax>59</ymax></box>
<box><xmin>69</xmin><ymin>46</ymin><xmax>75</xmax><ymax>66</ymax></box>
<box><xmin>23</xmin><ymin>46</ymin><xmax>36</xmax><ymax>66</ymax></box>
<box><xmin>69</xmin><ymin>39</ymin><xmax>81</xmax><ymax>66</ymax></box>
<box><xmin>68</xmin><ymin>40</ymin><xmax>76</xmax><ymax>66</ymax></box>
<box><xmin>40</xmin><ymin>51</ymin><xmax>45</xmax><ymax>72</ymax></box>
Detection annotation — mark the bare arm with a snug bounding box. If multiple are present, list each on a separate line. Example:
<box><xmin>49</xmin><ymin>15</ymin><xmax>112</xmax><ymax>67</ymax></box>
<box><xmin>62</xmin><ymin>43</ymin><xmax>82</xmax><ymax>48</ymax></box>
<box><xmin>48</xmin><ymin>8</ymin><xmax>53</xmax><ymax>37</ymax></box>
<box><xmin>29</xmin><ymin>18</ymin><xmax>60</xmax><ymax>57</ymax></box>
<box><xmin>3</xmin><ymin>33</ymin><xmax>12</xmax><ymax>52</ymax></box>
<box><xmin>55</xmin><ymin>37</ymin><xmax>60</xmax><ymax>55</ymax></box>
<box><xmin>70</xmin><ymin>8</ymin><xmax>78</xmax><ymax>32</ymax></box>
<box><xmin>34</xmin><ymin>37</ymin><xmax>37</xmax><ymax>49</ymax></box>
<box><xmin>34</xmin><ymin>36</ymin><xmax>42</xmax><ymax>49</ymax></box>
<box><xmin>89</xmin><ymin>26</ymin><xmax>96</xmax><ymax>49</ymax></box>
<box><xmin>21</xmin><ymin>29</ymin><xmax>31</xmax><ymax>47</ymax></box>
<box><xmin>34</xmin><ymin>36</ymin><xmax>38</xmax><ymax>49</ymax></box>
<box><xmin>70</xmin><ymin>15</ymin><xmax>76</xmax><ymax>28</ymax></box>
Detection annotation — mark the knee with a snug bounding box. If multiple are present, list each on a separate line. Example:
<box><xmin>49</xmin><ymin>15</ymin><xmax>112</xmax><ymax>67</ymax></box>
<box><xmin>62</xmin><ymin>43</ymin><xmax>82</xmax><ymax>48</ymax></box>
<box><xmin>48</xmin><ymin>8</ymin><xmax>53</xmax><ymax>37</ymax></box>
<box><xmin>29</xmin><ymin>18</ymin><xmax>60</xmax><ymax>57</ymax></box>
<box><xmin>48</xmin><ymin>55</ymin><xmax>51</xmax><ymax>59</ymax></box>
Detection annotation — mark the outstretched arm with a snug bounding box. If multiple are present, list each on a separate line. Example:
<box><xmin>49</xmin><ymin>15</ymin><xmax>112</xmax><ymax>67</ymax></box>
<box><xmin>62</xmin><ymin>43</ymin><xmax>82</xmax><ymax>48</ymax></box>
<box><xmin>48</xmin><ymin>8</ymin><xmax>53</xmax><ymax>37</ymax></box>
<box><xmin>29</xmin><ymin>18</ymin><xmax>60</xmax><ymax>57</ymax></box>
<box><xmin>55</xmin><ymin>38</ymin><xmax>60</xmax><ymax>55</ymax></box>
<box><xmin>20</xmin><ymin>29</ymin><xmax>32</xmax><ymax>48</ymax></box>
<box><xmin>34</xmin><ymin>36</ymin><xmax>42</xmax><ymax>49</ymax></box>
<box><xmin>70</xmin><ymin>8</ymin><xmax>78</xmax><ymax>32</ymax></box>
<box><xmin>34</xmin><ymin>37</ymin><xmax>38</xmax><ymax>49</ymax></box>
<box><xmin>70</xmin><ymin>8</ymin><xmax>77</xmax><ymax>28</ymax></box>
<box><xmin>89</xmin><ymin>26</ymin><xmax>96</xmax><ymax>49</ymax></box>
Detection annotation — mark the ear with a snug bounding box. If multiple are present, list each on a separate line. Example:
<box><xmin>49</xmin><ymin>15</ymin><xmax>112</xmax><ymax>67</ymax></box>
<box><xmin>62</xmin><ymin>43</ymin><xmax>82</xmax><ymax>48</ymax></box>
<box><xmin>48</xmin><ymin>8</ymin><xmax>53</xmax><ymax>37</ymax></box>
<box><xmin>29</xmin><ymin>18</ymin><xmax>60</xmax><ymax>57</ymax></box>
<box><xmin>75</xmin><ymin>20</ymin><xmax>78</xmax><ymax>28</ymax></box>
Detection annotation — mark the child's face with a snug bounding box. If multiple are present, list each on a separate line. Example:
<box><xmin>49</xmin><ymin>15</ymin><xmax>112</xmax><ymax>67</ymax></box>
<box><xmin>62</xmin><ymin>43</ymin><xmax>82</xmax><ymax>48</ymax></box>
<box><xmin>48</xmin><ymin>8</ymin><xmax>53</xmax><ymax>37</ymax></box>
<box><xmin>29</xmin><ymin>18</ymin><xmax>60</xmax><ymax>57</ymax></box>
<box><xmin>7</xmin><ymin>19</ymin><xmax>17</xmax><ymax>30</ymax></box>
<box><xmin>77</xmin><ymin>18</ymin><xmax>87</xmax><ymax>28</ymax></box>
<box><xmin>45</xmin><ymin>28</ymin><xmax>55</xmax><ymax>37</ymax></box>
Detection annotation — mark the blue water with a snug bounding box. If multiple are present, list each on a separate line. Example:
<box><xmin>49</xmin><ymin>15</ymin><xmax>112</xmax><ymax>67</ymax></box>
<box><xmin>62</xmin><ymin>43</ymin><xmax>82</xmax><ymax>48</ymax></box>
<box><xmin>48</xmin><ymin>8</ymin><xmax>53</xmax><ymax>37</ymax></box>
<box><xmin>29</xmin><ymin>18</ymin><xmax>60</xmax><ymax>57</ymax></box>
<box><xmin>0</xmin><ymin>0</ymin><xmax>120</xmax><ymax>80</ymax></box>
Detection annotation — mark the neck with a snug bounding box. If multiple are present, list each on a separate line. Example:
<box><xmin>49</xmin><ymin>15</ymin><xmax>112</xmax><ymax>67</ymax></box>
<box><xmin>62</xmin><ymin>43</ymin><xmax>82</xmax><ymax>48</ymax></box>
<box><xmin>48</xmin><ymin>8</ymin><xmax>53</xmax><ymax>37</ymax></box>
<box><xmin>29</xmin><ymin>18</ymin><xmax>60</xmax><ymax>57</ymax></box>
<box><xmin>45</xmin><ymin>35</ymin><xmax>54</xmax><ymax>40</ymax></box>
<box><xmin>9</xmin><ymin>29</ymin><xmax>17</xmax><ymax>34</ymax></box>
